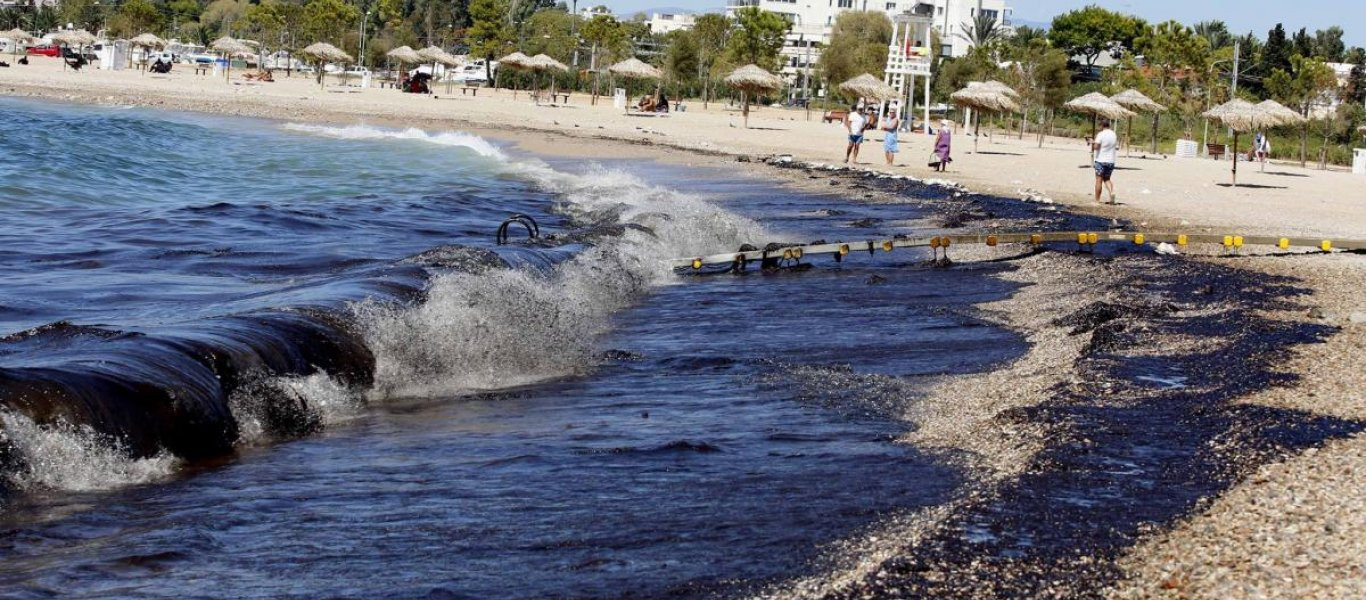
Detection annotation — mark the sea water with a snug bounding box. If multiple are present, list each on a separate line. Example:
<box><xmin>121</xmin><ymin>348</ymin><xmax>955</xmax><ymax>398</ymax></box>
<box><xmin>0</xmin><ymin>98</ymin><xmax>1025</xmax><ymax>597</ymax></box>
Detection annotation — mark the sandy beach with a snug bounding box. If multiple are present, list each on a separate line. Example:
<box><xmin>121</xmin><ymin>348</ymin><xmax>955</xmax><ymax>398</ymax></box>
<box><xmin>4</xmin><ymin>56</ymin><xmax>1365</xmax><ymax>597</ymax></box>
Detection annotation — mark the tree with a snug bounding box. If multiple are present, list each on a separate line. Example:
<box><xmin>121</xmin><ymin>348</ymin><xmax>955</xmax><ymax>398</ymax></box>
<box><xmin>958</xmin><ymin>11</ymin><xmax>1005</xmax><ymax>49</ymax></box>
<box><xmin>1048</xmin><ymin>6</ymin><xmax>1145</xmax><ymax>71</ymax></box>
<box><xmin>726</xmin><ymin>6</ymin><xmax>788</xmax><ymax>72</ymax></box>
<box><xmin>691</xmin><ymin>13</ymin><xmax>731</xmax><ymax>106</ymax></box>
<box><xmin>579</xmin><ymin>14</ymin><xmax>625</xmax><ymax>67</ymax></box>
<box><xmin>1291</xmin><ymin>27</ymin><xmax>1315</xmax><ymax>60</ymax></box>
<box><xmin>1262</xmin><ymin>24</ymin><xmax>1292</xmax><ymax>75</ymax></box>
<box><xmin>466</xmin><ymin>0</ymin><xmax>511</xmax><ymax>84</ymax></box>
<box><xmin>57</xmin><ymin>0</ymin><xmax>101</xmax><ymax>31</ymax></box>
<box><xmin>1007</xmin><ymin>25</ymin><xmax>1047</xmax><ymax>49</ymax></box>
<box><xmin>108</xmin><ymin>0</ymin><xmax>163</xmax><ymax>37</ymax></box>
<box><xmin>934</xmin><ymin>44</ymin><xmax>994</xmax><ymax>98</ymax></box>
<box><xmin>1135</xmin><ymin>20</ymin><xmax>1210</xmax><ymax>94</ymax></box>
<box><xmin>168</xmin><ymin>0</ymin><xmax>203</xmax><ymax>29</ymax></box>
<box><xmin>663</xmin><ymin>29</ymin><xmax>699</xmax><ymax>94</ymax></box>
<box><xmin>1312</xmin><ymin>27</ymin><xmax>1346</xmax><ymax>62</ymax></box>
<box><xmin>1347</xmin><ymin>51</ymin><xmax>1366</xmax><ymax>105</ymax></box>
<box><xmin>1192</xmin><ymin>20</ymin><xmax>1232</xmax><ymax>51</ymax></box>
<box><xmin>819</xmin><ymin>11</ymin><xmax>891</xmax><ymax>89</ymax></box>
<box><xmin>200</xmin><ymin>0</ymin><xmax>248</xmax><ymax>38</ymax></box>
<box><xmin>1266</xmin><ymin>55</ymin><xmax>1339</xmax><ymax>166</ymax></box>
<box><xmin>521</xmin><ymin>9</ymin><xmax>575</xmax><ymax>62</ymax></box>
<box><xmin>1003</xmin><ymin>38</ymin><xmax>1070</xmax><ymax>145</ymax></box>
<box><xmin>302</xmin><ymin>0</ymin><xmax>360</xmax><ymax>43</ymax></box>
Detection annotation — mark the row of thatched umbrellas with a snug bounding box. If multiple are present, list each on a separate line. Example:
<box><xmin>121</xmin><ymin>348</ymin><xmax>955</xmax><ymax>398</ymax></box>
<box><xmin>946</xmin><ymin>81</ymin><xmax>1312</xmax><ymax>187</ymax></box>
<box><xmin>492</xmin><ymin>51</ymin><xmax>783</xmax><ymax>123</ymax></box>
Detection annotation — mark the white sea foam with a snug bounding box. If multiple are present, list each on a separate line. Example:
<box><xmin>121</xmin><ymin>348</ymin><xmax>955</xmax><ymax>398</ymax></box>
<box><xmin>0</xmin><ymin>411</ymin><xmax>179</xmax><ymax>493</ymax></box>
<box><xmin>282</xmin><ymin>123</ymin><xmax>507</xmax><ymax>160</ymax></box>
<box><xmin>331</xmin><ymin>125</ymin><xmax>768</xmax><ymax>399</ymax></box>
<box><xmin>229</xmin><ymin>372</ymin><xmax>365</xmax><ymax>445</ymax></box>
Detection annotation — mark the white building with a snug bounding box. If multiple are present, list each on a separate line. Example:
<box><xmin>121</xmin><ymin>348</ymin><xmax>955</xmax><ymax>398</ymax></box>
<box><xmin>578</xmin><ymin>5</ymin><xmax>615</xmax><ymax>20</ymax></box>
<box><xmin>647</xmin><ymin>12</ymin><xmax>697</xmax><ymax>34</ymax></box>
<box><xmin>726</xmin><ymin>0</ymin><xmax>1011</xmax><ymax>82</ymax></box>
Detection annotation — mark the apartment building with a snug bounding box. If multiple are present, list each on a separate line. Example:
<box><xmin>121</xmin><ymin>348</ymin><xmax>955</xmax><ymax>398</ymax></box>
<box><xmin>726</xmin><ymin>0</ymin><xmax>1012</xmax><ymax>81</ymax></box>
<box><xmin>647</xmin><ymin>12</ymin><xmax>698</xmax><ymax>35</ymax></box>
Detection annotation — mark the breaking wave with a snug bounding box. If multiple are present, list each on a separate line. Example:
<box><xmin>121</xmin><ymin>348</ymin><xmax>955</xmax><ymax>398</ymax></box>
<box><xmin>0</xmin><ymin>124</ymin><xmax>765</xmax><ymax>497</ymax></box>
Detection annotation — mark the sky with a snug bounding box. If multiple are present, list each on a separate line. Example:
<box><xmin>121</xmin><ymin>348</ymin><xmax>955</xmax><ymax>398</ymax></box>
<box><xmin>589</xmin><ymin>0</ymin><xmax>1365</xmax><ymax>48</ymax></box>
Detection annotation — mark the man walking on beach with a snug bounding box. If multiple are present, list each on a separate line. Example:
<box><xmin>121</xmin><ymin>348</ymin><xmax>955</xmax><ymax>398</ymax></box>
<box><xmin>844</xmin><ymin>104</ymin><xmax>867</xmax><ymax>164</ymax></box>
<box><xmin>1092</xmin><ymin>118</ymin><xmax>1118</xmax><ymax>204</ymax></box>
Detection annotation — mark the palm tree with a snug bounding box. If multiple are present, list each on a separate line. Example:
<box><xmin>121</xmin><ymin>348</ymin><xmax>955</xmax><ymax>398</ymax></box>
<box><xmin>1193</xmin><ymin>20</ymin><xmax>1233</xmax><ymax>51</ymax></box>
<box><xmin>957</xmin><ymin>12</ymin><xmax>1004</xmax><ymax>48</ymax></box>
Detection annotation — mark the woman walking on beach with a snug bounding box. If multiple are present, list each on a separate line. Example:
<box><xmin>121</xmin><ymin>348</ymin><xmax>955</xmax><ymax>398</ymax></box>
<box><xmin>931</xmin><ymin>121</ymin><xmax>952</xmax><ymax>172</ymax></box>
<box><xmin>882</xmin><ymin>110</ymin><xmax>901</xmax><ymax>166</ymax></box>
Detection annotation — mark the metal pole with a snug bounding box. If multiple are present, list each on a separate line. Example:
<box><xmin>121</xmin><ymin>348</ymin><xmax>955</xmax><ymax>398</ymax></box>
<box><xmin>924</xmin><ymin>47</ymin><xmax>932</xmax><ymax>134</ymax></box>
<box><xmin>1231</xmin><ymin>40</ymin><xmax>1239</xmax><ymax>96</ymax></box>
<box><xmin>359</xmin><ymin>11</ymin><xmax>367</xmax><ymax>68</ymax></box>
<box><xmin>571</xmin><ymin>0</ymin><xmax>579</xmax><ymax>67</ymax></box>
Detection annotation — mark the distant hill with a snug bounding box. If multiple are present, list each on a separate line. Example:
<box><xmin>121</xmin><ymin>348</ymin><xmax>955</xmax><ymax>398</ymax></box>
<box><xmin>625</xmin><ymin>5</ymin><xmax>725</xmax><ymax>16</ymax></box>
<box><xmin>1010</xmin><ymin>17</ymin><xmax>1052</xmax><ymax>31</ymax></box>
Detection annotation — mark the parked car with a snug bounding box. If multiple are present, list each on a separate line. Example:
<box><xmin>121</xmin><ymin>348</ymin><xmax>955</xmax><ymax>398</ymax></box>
<box><xmin>449</xmin><ymin>64</ymin><xmax>489</xmax><ymax>85</ymax></box>
<box><xmin>26</xmin><ymin>44</ymin><xmax>60</xmax><ymax>57</ymax></box>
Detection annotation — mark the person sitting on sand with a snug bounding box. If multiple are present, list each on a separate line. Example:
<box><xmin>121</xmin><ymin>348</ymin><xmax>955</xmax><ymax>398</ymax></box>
<box><xmin>930</xmin><ymin>120</ymin><xmax>952</xmax><ymax>172</ymax></box>
<box><xmin>18</xmin><ymin>56</ymin><xmax>29</xmax><ymax>65</ymax></box>
<box><xmin>638</xmin><ymin>95</ymin><xmax>656</xmax><ymax>112</ymax></box>
<box><xmin>656</xmin><ymin>94</ymin><xmax>669</xmax><ymax>113</ymax></box>
<box><xmin>844</xmin><ymin>103</ymin><xmax>867</xmax><ymax>164</ymax></box>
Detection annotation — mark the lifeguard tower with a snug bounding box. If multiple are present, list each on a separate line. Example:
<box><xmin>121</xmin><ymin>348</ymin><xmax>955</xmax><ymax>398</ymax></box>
<box><xmin>884</xmin><ymin>3</ymin><xmax>935</xmax><ymax>133</ymax></box>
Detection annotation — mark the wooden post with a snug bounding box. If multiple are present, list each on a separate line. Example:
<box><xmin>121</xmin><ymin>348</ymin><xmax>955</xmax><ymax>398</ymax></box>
<box><xmin>1231</xmin><ymin>130</ymin><xmax>1239</xmax><ymax>187</ymax></box>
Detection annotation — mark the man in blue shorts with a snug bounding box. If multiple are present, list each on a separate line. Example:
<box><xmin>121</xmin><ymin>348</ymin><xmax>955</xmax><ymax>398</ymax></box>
<box><xmin>844</xmin><ymin>104</ymin><xmax>867</xmax><ymax>164</ymax></box>
<box><xmin>1092</xmin><ymin>118</ymin><xmax>1118</xmax><ymax>204</ymax></box>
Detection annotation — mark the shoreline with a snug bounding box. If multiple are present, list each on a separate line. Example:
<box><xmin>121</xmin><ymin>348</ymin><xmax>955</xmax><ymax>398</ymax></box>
<box><xmin>5</xmin><ymin>79</ymin><xmax>1365</xmax><ymax>597</ymax></box>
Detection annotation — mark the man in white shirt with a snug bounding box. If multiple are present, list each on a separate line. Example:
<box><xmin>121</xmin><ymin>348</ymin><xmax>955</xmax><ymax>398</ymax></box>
<box><xmin>844</xmin><ymin>104</ymin><xmax>868</xmax><ymax>164</ymax></box>
<box><xmin>1092</xmin><ymin>118</ymin><xmax>1119</xmax><ymax>204</ymax></box>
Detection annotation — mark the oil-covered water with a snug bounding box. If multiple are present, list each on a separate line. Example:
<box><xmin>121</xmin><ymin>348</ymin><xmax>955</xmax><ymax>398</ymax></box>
<box><xmin>0</xmin><ymin>99</ymin><xmax>1025</xmax><ymax>597</ymax></box>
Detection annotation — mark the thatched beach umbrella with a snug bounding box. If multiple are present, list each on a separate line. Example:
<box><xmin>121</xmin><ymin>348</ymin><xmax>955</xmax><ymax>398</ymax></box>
<box><xmin>130</xmin><ymin>32</ymin><xmax>164</xmax><ymax>49</ymax></box>
<box><xmin>838</xmin><ymin>73</ymin><xmax>900</xmax><ymax>104</ymax></box>
<box><xmin>386</xmin><ymin>45</ymin><xmax>421</xmax><ymax>90</ymax></box>
<box><xmin>1110</xmin><ymin>89</ymin><xmax>1167</xmax><ymax>156</ymax></box>
<box><xmin>417</xmin><ymin>46</ymin><xmax>461</xmax><ymax>93</ymax></box>
<box><xmin>496</xmin><ymin>51</ymin><xmax>530</xmax><ymax>96</ymax></box>
<box><xmin>608</xmin><ymin>57</ymin><xmax>662</xmax><ymax>113</ymax></box>
<box><xmin>128</xmin><ymin>33</ymin><xmax>165</xmax><ymax>71</ymax></box>
<box><xmin>301</xmin><ymin>42</ymin><xmax>352</xmax><ymax>88</ymax></box>
<box><xmin>1064</xmin><ymin>92</ymin><xmax>1136</xmax><ymax>159</ymax></box>
<box><xmin>950</xmin><ymin>83</ymin><xmax>1021</xmax><ymax>153</ymax></box>
<box><xmin>51</xmin><ymin>29</ymin><xmax>95</xmax><ymax>71</ymax></box>
<box><xmin>210</xmin><ymin>36</ymin><xmax>252</xmax><ymax>81</ymax></box>
<box><xmin>1255</xmin><ymin>99</ymin><xmax>1306</xmax><ymax>127</ymax></box>
<box><xmin>975</xmin><ymin>80</ymin><xmax>1020</xmax><ymax>99</ymax></box>
<box><xmin>1202</xmin><ymin>99</ymin><xmax>1279</xmax><ymax>187</ymax></box>
<box><xmin>1</xmin><ymin>28</ymin><xmax>36</xmax><ymax>64</ymax></box>
<box><xmin>724</xmin><ymin>64</ymin><xmax>782</xmax><ymax>129</ymax></box>
<box><xmin>525</xmin><ymin>53</ymin><xmax>568</xmax><ymax>105</ymax></box>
